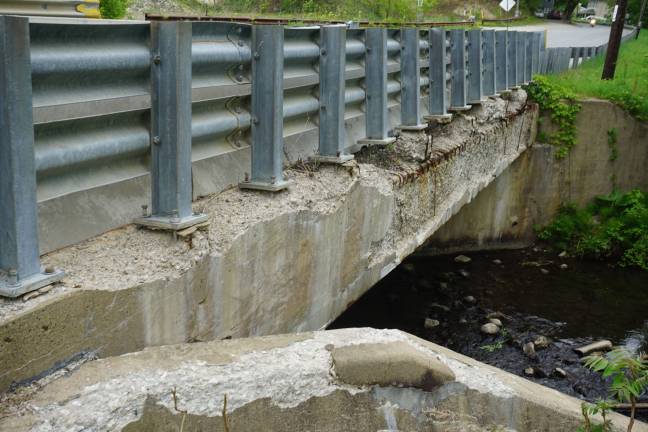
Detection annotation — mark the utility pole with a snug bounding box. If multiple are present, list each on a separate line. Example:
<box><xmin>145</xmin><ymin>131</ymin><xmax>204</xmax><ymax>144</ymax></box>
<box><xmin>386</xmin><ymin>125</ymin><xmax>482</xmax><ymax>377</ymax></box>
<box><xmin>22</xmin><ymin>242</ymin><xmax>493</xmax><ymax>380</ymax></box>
<box><xmin>637</xmin><ymin>0</ymin><xmax>647</xmax><ymax>39</ymax></box>
<box><xmin>601</xmin><ymin>0</ymin><xmax>629</xmax><ymax>80</ymax></box>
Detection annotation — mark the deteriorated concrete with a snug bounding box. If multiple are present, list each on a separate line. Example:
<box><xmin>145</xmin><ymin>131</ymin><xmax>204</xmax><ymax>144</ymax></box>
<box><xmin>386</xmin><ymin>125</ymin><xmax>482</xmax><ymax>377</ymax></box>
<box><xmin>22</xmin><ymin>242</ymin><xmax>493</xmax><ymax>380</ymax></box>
<box><xmin>1</xmin><ymin>328</ymin><xmax>645</xmax><ymax>432</ymax></box>
<box><xmin>1</xmin><ymin>92</ymin><xmax>536</xmax><ymax>393</ymax></box>
<box><xmin>428</xmin><ymin>99</ymin><xmax>648</xmax><ymax>252</ymax></box>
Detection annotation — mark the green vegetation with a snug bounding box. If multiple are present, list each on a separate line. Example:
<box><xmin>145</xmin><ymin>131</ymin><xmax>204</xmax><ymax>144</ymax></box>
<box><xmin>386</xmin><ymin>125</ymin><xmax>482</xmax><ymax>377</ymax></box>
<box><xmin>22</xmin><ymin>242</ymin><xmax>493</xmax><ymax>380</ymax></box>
<box><xmin>537</xmin><ymin>190</ymin><xmax>648</xmax><ymax>270</ymax></box>
<box><xmin>539</xmin><ymin>34</ymin><xmax>648</xmax><ymax>121</ymax></box>
<box><xmin>100</xmin><ymin>0</ymin><xmax>129</xmax><ymax>18</ymax></box>
<box><xmin>578</xmin><ymin>348</ymin><xmax>648</xmax><ymax>432</ymax></box>
<box><xmin>217</xmin><ymin>0</ymin><xmax>438</xmax><ymax>21</ymax></box>
<box><xmin>525</xmin><ymin>76</ymin><xmax>581</xmax><ymax>158</ymax></box>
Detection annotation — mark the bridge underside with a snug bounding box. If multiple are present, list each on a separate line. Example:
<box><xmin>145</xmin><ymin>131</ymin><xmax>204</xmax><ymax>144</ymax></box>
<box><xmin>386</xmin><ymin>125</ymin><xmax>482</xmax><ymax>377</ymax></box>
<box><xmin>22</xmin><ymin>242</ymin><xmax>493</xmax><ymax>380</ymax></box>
<box><xmin>0</xmin><ymin>92</ymin><xmax>537</xmax><ymax>392</ymax></box>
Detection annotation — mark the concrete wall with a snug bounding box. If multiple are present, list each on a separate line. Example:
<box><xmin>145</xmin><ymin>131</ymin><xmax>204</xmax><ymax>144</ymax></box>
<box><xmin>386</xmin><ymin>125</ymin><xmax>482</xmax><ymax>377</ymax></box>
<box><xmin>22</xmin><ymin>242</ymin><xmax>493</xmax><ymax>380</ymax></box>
<box><xmin>0</xmin><ymin>93</ymin><xmax>536</xmax><ymax>393</ymax></box>
<box><xmin>427</xmin><ymin>99</ymin><xmax>648</xmax><ymax>253</ymax></box>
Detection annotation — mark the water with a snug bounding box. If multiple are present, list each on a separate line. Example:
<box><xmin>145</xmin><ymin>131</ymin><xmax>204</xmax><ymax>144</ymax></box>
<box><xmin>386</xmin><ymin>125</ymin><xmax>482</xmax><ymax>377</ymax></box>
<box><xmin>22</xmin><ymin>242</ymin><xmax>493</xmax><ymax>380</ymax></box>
<box><xmin>330</xmin><ymin>247</ymin><xmax>648</xmax><ymax>408</ymax></box>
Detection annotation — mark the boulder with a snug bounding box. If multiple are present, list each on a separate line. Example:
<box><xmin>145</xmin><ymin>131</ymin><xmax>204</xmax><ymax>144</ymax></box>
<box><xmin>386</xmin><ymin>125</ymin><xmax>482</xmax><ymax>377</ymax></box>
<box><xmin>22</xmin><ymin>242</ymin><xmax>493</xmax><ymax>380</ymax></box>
<box><xmin>489</xmin><ymin>318</ymin><xmax>503</xmax><ymax>327</ymax></box>
<box><xmin>523</xmin><ymin>342</ymin><xmax>536</xmax><ymax>358</ymax></box>
<box><xmin>481</xmin><ymin>323</ymin><xmax>499</xmax><ymax>335</ymax></box>
<box><xmin>424</xmin><ymin>318</ymin><xmax>440</xmax><ymax>329</ymax></box>
<box><xmin>534</xmin><ymin>336</ymin><xmax>551</xmax><ymax>349</ymax></box>
<box><xmin>454</xmin><ymin>255</ymin><xmax>472</xmax><ymax>264</ymax></box>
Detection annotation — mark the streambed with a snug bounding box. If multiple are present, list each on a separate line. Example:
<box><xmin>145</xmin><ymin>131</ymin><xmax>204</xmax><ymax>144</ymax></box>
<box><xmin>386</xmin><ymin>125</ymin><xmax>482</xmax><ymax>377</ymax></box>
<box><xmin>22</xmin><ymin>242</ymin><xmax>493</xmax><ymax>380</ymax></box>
<box><xmin>330</xmin><ymin>246</ymin><xmax>648</xmax><ymax>417</ymax></box>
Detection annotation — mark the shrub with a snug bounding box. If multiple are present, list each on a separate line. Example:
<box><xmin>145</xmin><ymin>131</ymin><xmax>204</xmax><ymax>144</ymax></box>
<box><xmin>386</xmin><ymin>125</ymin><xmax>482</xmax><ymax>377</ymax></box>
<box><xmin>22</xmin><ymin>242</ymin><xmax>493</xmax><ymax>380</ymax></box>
<box><xmin>100</xmin><ymin>0</ymin><xmax>128</xmax><ymax>19</ymax></box>
<box><xmin>537</xmin><ymin>190</ymin><xmax>648</xmax><ymax>269</ymax></box>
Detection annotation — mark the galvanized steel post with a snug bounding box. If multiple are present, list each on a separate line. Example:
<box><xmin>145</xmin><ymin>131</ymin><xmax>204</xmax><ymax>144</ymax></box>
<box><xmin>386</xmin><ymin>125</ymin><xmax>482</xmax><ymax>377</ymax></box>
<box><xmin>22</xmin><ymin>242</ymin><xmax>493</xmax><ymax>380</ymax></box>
<box><xmin>524</xmin><ymin>32</ymin><xmax>533</xmax><ymax>81</ymax></box>
<box><xmin>240</xmin><ymin>25</ymin><xmax>293</xmax><ymax>190</ymax></box>
<box><xmin>495</xmin><ymin>30</ymin><xmax>508</xmax><ymax>94</ymax></box>
<box><xmin>359</xmin><ymin>27</ymin><xmax>395</xmax><ymax>145</ymax></box>
<box><xmin>314</xmin><ymin>25</ymin><xmax>353</xmax><ymax>163</ymax></box>
<box><xmin>398</xmin><ymin>27</ymin><xmax>426</xmax><ymax>130</ymax></box>
<box><xmin>507</xmin><ymin>31</ymin><xmax>519</xmax><ymax>89</ymax></box>
<box><xmin>426</xmin><ymin>28</ymin><xmax>452</xmax><ymax>122</ymax></box>
<box><xmin>531</xmin><ymin>32</ymin><xmax>541</xmax><ymax>76</ymax></box>
<box><xmin>449</xmin><ymin>29</ymin><xmax>471</xmax><ymax>111</ymax></box>
<box><xmin>0</xmin><ymin>16</ymin><xmax>63</xmax><ymax>298</ymax></box>
<box><xmin>482</xmin><ymin>29</ymin><xmax>496</xmax><ymax>97</ymax></box>
<box><xmin>467</xmin><ymin>29</ymin><xmax>485</xmax><ymax>104</ymax></box>
<box><xmin>135</xmin><ymin>21</ymin><xmax>208</xmax><ymax>230</ymax></box>
<box><xmin>516</xmin><ymin>31</ymin><xmax>525</xmax><ymax>85</ymax></box>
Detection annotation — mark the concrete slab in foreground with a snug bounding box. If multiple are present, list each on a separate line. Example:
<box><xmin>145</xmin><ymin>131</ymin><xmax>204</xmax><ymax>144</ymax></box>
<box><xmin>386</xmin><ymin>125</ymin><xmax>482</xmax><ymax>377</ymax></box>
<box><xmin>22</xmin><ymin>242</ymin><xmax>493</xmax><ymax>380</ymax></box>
<box><xmin>1</xmin><ymin>328</ymin><xmax>644</xmax><ymax>432</ymax></box>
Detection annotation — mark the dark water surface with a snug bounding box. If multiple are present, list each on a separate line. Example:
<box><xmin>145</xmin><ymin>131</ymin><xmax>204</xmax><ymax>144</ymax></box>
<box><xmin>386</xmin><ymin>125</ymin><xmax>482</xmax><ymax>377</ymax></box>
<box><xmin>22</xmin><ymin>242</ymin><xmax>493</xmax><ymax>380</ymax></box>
<box><xmin>330</xmin><ymin>247</ymin><xmax>648</xmax><ymax>405</ymax></box>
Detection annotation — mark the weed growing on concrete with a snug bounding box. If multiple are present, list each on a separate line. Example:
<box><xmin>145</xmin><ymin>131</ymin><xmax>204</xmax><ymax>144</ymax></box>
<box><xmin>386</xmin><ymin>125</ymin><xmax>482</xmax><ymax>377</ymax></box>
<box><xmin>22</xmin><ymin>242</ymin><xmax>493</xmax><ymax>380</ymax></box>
<box><xmin>578</xmin><ymin>399</ymin><xmax>614</xmax><ymax>432</ymax></box>
<box><xmin>525</xmin><ymin>76</ymin><xmax>581</xmax><ymax>159</ymax></box>
<box><xmin>537</xmin><ymin>190</ymin><xmax>648</xmax><ymax>270</ymax></box>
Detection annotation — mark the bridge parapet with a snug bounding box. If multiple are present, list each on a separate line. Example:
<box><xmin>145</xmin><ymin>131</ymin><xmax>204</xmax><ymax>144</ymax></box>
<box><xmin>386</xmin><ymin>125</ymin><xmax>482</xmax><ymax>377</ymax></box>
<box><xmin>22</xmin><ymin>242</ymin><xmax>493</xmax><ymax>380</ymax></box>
<box><xmin>0</xmin><ymin>15</ymin><xmax>635</xmax><ymax>297</ymax></box>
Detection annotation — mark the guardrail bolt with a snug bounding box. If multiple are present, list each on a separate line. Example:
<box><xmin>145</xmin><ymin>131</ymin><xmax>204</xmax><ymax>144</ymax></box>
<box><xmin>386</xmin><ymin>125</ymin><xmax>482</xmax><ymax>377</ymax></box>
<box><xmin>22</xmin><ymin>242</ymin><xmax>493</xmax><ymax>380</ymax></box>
<box><xmin>141</xmin><ymin>204</ymin><xmax>148</xmax><ymax>217</ymax></box>
<box><xmin>153</xmin><ymin>54</ymin><xmax>161</xmax><ymax>65</ymax></box>
<box><xmin>253</xmin><ymin>52</ymin><xmax>260</xmax><ymax>60</ymax></box>
<box><xmin>152</xmin><ymin>136</ymin><xmax>161</xmax><ymax>146</ymax></box>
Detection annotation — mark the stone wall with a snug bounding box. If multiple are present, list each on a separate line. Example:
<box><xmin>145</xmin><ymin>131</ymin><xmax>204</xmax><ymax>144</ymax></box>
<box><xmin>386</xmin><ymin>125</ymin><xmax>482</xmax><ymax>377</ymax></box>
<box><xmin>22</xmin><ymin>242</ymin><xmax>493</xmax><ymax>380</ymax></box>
<box><xmin>427</xmin><ymin>99</ymin><xmax>648</xmax><ymax>253</ymax></box>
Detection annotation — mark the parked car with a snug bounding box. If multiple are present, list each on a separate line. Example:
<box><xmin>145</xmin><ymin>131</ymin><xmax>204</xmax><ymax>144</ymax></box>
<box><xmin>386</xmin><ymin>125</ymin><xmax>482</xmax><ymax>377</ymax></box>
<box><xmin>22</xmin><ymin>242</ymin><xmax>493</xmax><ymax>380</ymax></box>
<box><xmin>547</xmin><ymin>9</ymin><xmax>563</xmax><ymax>19</ymax></box>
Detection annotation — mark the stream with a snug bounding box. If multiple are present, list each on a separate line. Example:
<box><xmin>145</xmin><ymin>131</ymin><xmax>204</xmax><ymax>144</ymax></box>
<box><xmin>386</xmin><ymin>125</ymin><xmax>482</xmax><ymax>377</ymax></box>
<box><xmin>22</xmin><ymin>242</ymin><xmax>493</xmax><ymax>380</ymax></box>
<box><xmin>329</xmin><ymin>246</ymin><xmax>648</xmax><ymax>418</ymax></box>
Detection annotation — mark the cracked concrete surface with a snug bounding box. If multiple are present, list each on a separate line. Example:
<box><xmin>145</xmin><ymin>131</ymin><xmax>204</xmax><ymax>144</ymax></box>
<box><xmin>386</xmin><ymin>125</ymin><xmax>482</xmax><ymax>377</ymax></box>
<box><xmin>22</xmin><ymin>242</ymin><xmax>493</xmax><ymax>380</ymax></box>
<box><xmin>1</xmin><ymin>329</ymin><xmax>644</xmax><ymax>431</ymax></box>
<box><xmin>1</xmin><ymin>91</ymin><xmax>536</xmax><ymax>393</ymax></box>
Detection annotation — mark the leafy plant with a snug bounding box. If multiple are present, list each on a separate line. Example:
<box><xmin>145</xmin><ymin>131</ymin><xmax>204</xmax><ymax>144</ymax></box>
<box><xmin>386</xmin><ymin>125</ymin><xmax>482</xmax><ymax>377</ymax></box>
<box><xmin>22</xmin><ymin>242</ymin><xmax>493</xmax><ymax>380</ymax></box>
<box><xmin>100</xmin><ymin>0</ymin><xmax>128</xmax><ymax>18</ymax></box>
<box><xmin>525</xmin><ymin>76</ymin><xmax>581</xmax><ymax>159</ymax></box>
<box><xmin>578</xmin><ymin>400</ymin><xmax>615</xmax><ymax>432</ymax></box>
<box><xmin>583</xmin><ymin>348</ymin><xmax>648</xmax><ymax>432</ymax></box>
<box><xmin>538</xmin><ymin>190</ymin><xmax>648</xmax><ymax>269</ymax></box>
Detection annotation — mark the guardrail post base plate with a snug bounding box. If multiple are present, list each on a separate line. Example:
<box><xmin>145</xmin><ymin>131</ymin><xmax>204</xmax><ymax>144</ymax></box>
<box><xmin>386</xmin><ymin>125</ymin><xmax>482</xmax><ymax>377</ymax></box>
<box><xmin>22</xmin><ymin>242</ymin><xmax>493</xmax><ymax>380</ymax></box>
<box><xmin>0</xmin><ymin>269</ymin><xmax>64</xmax><ymax>299</ymax></box>
<box><xmin>134</xmin><ymin>213</ymin><xmax>209</xmax><ymax>231</ymax></box>
<box><xmin>448</xmin><ymin>105</ymin><xmax>472</xmax><ymax>112</ymax></box>
<box><xmin>357</xmin><ymin>137</ymin><xmax>397</xmax><ymax>146</ymax></box>
<box><xmin>311</xmin><ymin>154</ymin><xmax>354</xmax><ymax>164</ymax></box>
<box><xmin>239</xmin><ymin>179</ymin><xmax>294</xmax><ymax>192</ymax></box>
<box><xmin>423</xmin><ymin>114</ymin><xmax>453</xmax><ymax>124</ymax></box>
<box><xmin>397</xmin><ymin>124</ymin><xmax>427</xmax><ymax>132</ymax></box>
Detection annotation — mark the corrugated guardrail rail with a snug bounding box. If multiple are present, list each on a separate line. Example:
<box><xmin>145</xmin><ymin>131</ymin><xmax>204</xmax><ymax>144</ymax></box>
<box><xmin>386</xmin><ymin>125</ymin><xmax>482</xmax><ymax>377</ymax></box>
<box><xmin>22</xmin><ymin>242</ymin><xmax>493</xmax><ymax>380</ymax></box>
<box><xmin>0</xmin><ymin>15</ymin><xmax>638</xmax><ymax>297</ymax></box>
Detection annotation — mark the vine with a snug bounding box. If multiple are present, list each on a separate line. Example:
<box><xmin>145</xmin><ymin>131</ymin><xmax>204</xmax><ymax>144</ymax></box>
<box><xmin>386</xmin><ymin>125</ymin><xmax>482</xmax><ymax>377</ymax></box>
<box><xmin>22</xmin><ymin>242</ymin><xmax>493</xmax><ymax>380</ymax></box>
<box><xmin>525</xmin><ymin>76</ymin><xmax>582</xmax><ymax>159</ymax></box>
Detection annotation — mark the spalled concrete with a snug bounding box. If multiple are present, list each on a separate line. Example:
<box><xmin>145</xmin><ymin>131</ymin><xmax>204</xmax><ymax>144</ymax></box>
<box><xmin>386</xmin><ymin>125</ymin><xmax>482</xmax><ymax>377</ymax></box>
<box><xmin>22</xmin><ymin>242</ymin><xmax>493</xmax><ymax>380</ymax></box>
<box><xmin>331</xmin><ymin>341</ymin><xmax>455</xmax><ymax>391</ymax></box>
<box><xmin>1</xmin><ymin>328</ymin><xmax>644</xmax><ymax>432</ymax></box>
<box><xmin>0</xmin><ymin>92</ymin><xmax>537</xmax><ymax>393</ymax></box>
<box><xmin>428</xmin><ymin>98</ymin><xmax>648</xmax><ymax>253</ymax></box>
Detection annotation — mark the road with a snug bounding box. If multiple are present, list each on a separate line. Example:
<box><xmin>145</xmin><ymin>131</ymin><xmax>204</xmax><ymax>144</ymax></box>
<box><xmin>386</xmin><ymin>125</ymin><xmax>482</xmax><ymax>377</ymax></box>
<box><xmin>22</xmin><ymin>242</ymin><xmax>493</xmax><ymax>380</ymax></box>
<box><xmin>497</xmin><ymin>22</ymin><xmax>632</xmax><ymax>47</ymax></box>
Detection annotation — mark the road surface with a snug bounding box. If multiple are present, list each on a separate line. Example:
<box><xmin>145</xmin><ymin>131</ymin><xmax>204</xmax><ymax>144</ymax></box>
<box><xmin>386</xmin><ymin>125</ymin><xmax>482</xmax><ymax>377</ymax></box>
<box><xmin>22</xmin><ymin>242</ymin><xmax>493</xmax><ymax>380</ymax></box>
<box><xmin>497</xmin><ymin>22</ymin><xmax>632</xmax><ymax>47</ymax></box>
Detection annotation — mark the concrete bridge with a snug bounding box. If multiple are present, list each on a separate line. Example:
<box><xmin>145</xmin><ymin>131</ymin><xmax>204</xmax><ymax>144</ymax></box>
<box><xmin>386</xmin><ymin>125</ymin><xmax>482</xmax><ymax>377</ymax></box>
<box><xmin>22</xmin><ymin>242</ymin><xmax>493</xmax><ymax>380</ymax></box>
<box><xmin>0</xmin><ymin>15</ymin><xmax>646</xmax><ymax>431</ymax></box>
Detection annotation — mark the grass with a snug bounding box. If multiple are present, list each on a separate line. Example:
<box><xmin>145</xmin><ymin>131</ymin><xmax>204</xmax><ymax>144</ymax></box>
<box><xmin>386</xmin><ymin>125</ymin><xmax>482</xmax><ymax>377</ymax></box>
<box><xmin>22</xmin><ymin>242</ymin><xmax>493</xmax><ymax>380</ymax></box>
<box><xmin>541</xmin><ymin>32</ymin><xmax>648</xmax><ymax>120</ymax></box>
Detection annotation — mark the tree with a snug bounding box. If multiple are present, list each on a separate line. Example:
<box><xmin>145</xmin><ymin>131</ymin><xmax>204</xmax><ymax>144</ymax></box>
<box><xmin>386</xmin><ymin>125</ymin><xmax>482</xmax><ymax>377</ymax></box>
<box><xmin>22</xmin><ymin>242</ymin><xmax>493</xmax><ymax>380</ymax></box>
<box><xmin>602</xmin><ymin>0</ymin><xmax>630</xmax><ymax>80</ymax></box>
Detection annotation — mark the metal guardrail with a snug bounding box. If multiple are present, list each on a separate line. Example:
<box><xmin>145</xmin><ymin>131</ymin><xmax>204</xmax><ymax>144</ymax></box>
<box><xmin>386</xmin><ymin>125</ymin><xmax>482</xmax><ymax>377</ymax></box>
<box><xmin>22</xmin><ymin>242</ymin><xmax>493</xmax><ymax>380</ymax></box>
<box><xmin>0</xmin><ymin>0</ymin><xmax>100</xmax><ymax>17</ymax></box>
<box><xmin>0</xmin><ymin>15</ymin><xmax>638</xmax><ymax>297</ymax></box>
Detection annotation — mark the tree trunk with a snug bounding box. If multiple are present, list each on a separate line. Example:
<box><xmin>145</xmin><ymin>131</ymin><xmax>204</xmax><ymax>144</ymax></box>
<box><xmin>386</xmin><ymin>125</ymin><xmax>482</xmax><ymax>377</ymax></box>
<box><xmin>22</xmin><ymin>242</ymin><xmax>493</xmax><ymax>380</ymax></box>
<box><xmin>602</xmin><ymin>0</ymin><xmax>630</xmax><ymax>80</ymax></box>
<box><xmin>627</xmin><ymin>399</ymin><xmax>636</xmax><ymax>432</ymax></box>
<box><xmin>563</xmin><ymin>0</ymin><xmax>579</xmax><ymax>20</ymax></box>
<box><xmin>637</xmin><ymin>0</ymin><xmax>647</xmax><ymax>39</ymax></box>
